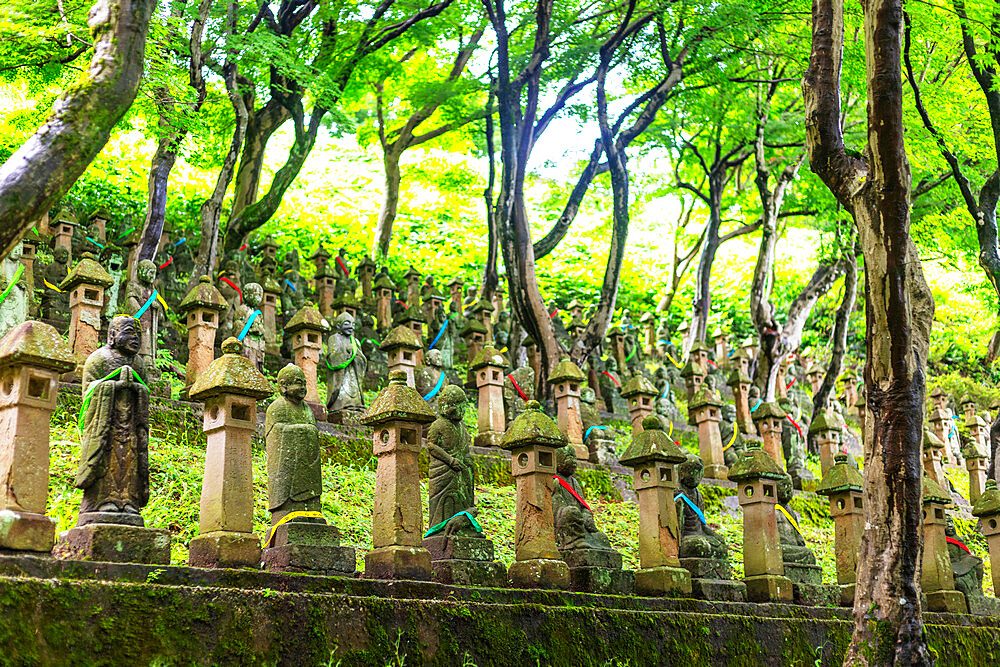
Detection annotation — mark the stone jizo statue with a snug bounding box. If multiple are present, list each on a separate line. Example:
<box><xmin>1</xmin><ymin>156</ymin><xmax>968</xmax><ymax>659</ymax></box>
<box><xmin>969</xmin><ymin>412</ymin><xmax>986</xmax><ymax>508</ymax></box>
<box><xmin>324</xmin><ymin>311</ymin><xmax>367</xmax><ymax>419</ymax></box>
<box><xmin>0</xmin><ymin>241</ymin><xmax>28</xmax><ymax>339</ymax></box>
<box><xmin>426</xmin><ymin>385</ymin><xmax>480</xmax><ymax>535</ymax></box>
<box><xmin>75</xmin><ymin>315</ymin><xmax>151</xmax><ymax>526</ymax></box>
<box><xmin>124</xmin><ymin>259</ymin><xmax>162</xmax><ymax>382</ymax></box>
<box><xmin>553</xmin><ymin>444</ymin><xmax>616</xmax><ymax>552</ymax></box>
<box><xmin>775</xmin><ymin>473</ymin><xmax>818</xmax><ymax>566</ymax></box>
<box><xmin>676</xmin><ymin>452</ymin><xmax>731</xmax><ymax>576</ymax></box>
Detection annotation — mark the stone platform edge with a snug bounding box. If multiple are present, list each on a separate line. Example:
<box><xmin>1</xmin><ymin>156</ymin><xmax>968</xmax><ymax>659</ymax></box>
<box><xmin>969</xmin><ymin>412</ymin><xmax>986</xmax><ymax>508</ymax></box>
<box><xmin>0</xmin><ymin>554</ymin><xmax>995</xmax><ymax>666</ymax></box>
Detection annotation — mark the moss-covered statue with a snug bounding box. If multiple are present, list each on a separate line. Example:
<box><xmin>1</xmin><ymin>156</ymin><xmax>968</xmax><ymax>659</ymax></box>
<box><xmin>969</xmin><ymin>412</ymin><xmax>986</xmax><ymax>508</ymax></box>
<box><xmin>0</xmin><ymin>241</ymin><xmax>28</xmax><ymax>339</ymax></box>
<box><xmin>775</xmin><ymin>473</ymin><xmax>817</xmax><ymax>566</ymax></box>
<box><xmin>676</xmin><ymin>452</ymin><xmax>731</xmax><ymax>578</ymax></box>
<box><xmin>75</xmin><ymin>316</ymin><xmax>151</xmax><ymax>526</ymax></box>
<box><xmin>778</xmin><ymin>396</ymin><xmax>812</xmax><ymax>490</ymax></box>
<box><xmin>426</xmin><ymin>385</ymin><xmax>479</xmax><ymax>534</ymax></box>
<box><xmin>264</xmin><ymin>364</ymin><xmax>323</xmax><ymax>525</ymax></box>
<box><xmin>553</xmin><ymin>444</ymin><xmax>616</xmax><ymax>552</ymax></box>
<box><xmin>598</xmin><ymin>356</ymin><xmax>627</xmax><ymax>415</ymax></box>
<box><xmin>124</xmin><ymin>259</ymin><xmax>162</xmax><ymax>382</ymax></box>
<box><xmin>503</xmin><ymin>364</ymin><xmax>535</xmax><ymax>427</ymax></box>
<box><xmin>324</xmin><ymin>311</ymin><xmax>367</xmax><ymax>419</ymax></box>
<box><xmin>945</xmin><ymin>517</ymin><xmax>985</xmax><ymax>599</ymax></box>
<box><xmin>234</xmin><ymin>282</ymin><xmax>265</xmax><ymax>371</ymax></box>
<box><xmin>40</xmin><ymin>245</ymin><xmax>70</xmax><ymax>327</ymax></box>
<box><xmin>415</xmin><ymin>349</ymin><xmax>447</xmax><ymax>411</ymax></box>
<box><xmin>279</xmin><ymin>249</ymin><xmax>307</xmax><ymax>320</ymax></box>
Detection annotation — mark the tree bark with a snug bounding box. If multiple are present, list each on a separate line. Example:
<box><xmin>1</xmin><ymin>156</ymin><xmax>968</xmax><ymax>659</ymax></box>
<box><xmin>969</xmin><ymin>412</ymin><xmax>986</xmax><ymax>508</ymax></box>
<box><xmin>0</xmin><ymin>0</ymin><xmax>154</xmax><ymax>257</ymax></box>
<box><xmin>229</xmin><ymin>99</ymin><xmax>291</xmax><ymax>219</ymax></box>
<box><xmin>804</xmin><ymin>0</ymin><xmax>935</xmax><ymax>660</ymax></box>
<box><xmin>373</xmin><ymin>147</ymin><xmax>403</xmax><ymax>260</ymax></box>
<box><xmin>811</xmin><ymin>247</ymin><xmax>858</xmax><ymax>416</ymax></box>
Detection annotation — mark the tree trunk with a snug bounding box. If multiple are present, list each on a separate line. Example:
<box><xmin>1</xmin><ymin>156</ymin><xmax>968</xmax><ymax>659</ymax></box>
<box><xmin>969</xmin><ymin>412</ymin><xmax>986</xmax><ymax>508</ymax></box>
<box><xmin>804</xmin><ymin>0</ymin><xmax>935</xmax><ymax>660</ymax></box>
<box><xmin>812</xmin><ymin>249</ymin><xmax>858</xmax><ymax>414</ymax></box>
<box><xmin>229</xmin><ymin>99</ymin><xmax>291</xmax><ymax>219</ymax></box>
<box><xmin>687</xmin><ymin>181</ymin><xmax>723</xmax><ymax>349</ymax></box>
<box><xmin>0</xmin><ymin>0</ymin><xmax>154</xmax><ymax>256</ymax></box>
<box><xmin>372</xmin><ymin>146</ymin><xmax>403</xmax><ymax>261</ymax></box>
<box><xmin>137</xmin><ymin>124</ymin><xmax>180</xmax><ymax>267</ymax></box>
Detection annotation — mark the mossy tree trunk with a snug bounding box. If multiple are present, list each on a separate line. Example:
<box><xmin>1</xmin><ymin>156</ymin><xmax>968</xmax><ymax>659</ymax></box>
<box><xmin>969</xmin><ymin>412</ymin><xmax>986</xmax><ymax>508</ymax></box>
<box><xmin>0</xmin><ymin>0</ymin><xmax>155</xmax><ymax>258</ymax></box>
<box><xmin>803</xmin><ymin>0</ymin><xmax>935</xmax><ymax>662</ymax></box>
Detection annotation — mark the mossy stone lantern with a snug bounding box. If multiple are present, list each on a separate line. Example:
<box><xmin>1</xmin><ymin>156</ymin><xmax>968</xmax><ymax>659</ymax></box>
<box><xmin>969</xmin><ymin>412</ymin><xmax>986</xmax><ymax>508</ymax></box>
<box><xmin>810</xmin><ymin>409</ymin><xmax>843</xmax><ymax>477</ymax></box>
<box><xmin>548</xmin><ymin>357</ymin><xmax>588</xmax><ymax>459</ymax></box>
<box><xmin>619</xmin><ymin>416</ymin><xmax>692</xmax><ymax>596</ymax></box>
<box><xmin>972</xmin><ymin>480</ymin><xmax>1000</xmax><ymax>597</ymax></box>
<box><xmin>751</xmin><ymin>400</ymin><xmax>787</xmax><ymax>469</ymax></box>
<box><xmin>621</xmin><ymin>374</ymin><xmax>659</xmax><ymax>439</ymax></box>
<box><xmin>500</xmin><ymin>400</ymin><xmax>571</xmax><ymax>590</ymax></box>
<box><xmin>921</xmin><ymin>474</ymin><xmax>967</xmax><ymax>613</ymax></box>
<box><xmin>816</xmin><ymin>453</ymin><xmax>864</xmax><ymax>606</ymax></box>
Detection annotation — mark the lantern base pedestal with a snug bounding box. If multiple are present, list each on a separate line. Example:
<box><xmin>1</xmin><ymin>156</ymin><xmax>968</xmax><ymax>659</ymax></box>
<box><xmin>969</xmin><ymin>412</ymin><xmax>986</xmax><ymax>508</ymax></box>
<box><xmin>55</xmin><ymin>523</ymin><xmax>170</xmax><ymax>565</ymax></box>
<box><xmin>743</xmin><ymin>574</ymin><xmax>793</xmax><ymax>603</ymax></box>
<box><xmin>508</xmin><ymin>558</ymin><xmax>570</xmax><ymax>590</ymax></box>
<box><xmin>189</xmin><ymin>531</ymin><xmax>261</xmax><ymax>569</ymax></box>
<box><xmin>424</xmin><ymin>535</ymin><xmax>507</xmax><ymax>587</ymax></box>
<box><xmin>561</xmin><ymin>547</ymin><xmax>632</xmax><ymax>594</ymax></box>
<box><xmin>924</xmin><ymin>590</ymin><xmax>968</xmax><ymax>614</ymax></box>
<box><xmin>680</xmin><ymin>556</ymin><xmax>746</xmax><ymax>601</ymax></box>
<box><xmin>702</xmin><ymin>463</ymin><xmax>728</xmax><ymax>480</ymax></box>
<box><xmin>263</xmin><ymin>522</ymin><xmax>356</xmax><ymax>576</ymax></box>
<box><xmin>838</xmin><ymin>583</ymin><xmax>855</xmax><ymax>607</ymax></box>
<box><xmin>0</xmin><ymin>510</ymin><xmax>56</xmax><ymax>553</ymax></box>
<box><xmin>634</xmin><ymin>565</ymin><xmax>692</xmax><ymax>597</ymax></box>
<box><xmin>965</xmin><ymin>594</ymin><xmax>1000</xmax><ymax>616</ymax></box>
<box><xmin>473</xmin><ymin>431</ymin><xmax>502</xmax><ymax>448</ymax></box>
<box><xmin>364</xmin><ymin>545</ymin><xmax>432</xmax><ymax>581</ymax></box>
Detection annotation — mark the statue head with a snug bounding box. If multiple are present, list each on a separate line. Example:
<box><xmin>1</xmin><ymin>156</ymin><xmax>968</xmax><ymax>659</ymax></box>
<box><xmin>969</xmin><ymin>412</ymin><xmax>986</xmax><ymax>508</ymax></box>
<box><xmin>277</xmin><ymin>364</ymin><xmax>307</xmax><ymax>403</ymax></box>
<box><xmin>426</xmin><ymin>349</ymin><xmax>443</xmax><ymax>368</ymax></box>
<box><xmin>223</xmin><ymin>260</ymin><xmax>239</xmax><ymax>279</ymax></box>
<box><xmin>605</xmin><ymin>356</ymin><xmax>618</xmax><ymax>373</ymax></box>
<box><xmin>338</xmin><ymin>247</ymin><xmax>347</xmax><ymax>258</ymax></box>
<box><xmin>108</xmin><ymin>315</ymin><xmax>142</xmax><ymax>357</ymax></box>
<box><xmin>581</xmin><ymin>387</ymin><xmax>596</xmax><ymax>405</ymax></box>
<box><xmin>678</xmin><ymin>452</ymin><xmax>704</xmax><ymax>489</ymax></box>
<box><xmin>748</xmin><ymin>384</ymin><xmax>761</xmax><ymax>402</ymax></box>
<box><xmin>777</xmin><ymin>473</ymin><xmax>794</xmax><ymax>504</ymax></box>
<box><xmin>334</xmin><ymin>312</ymin><xmax>355</xmax><ymax>336</ymax></box>
<box><xmin>7</xmin><ymin>241</ymin><xmax>22</xmax><ymax>262</ymax></box>
<box><xmin>53</xmin><ymin>246</ymin><xmax>69</xmax><ymax>264</ymax></box>
<box><xmin>284</xmin><ymin>249</ymin><xmax>300</xmax><ymax>271</ymax></box>
<box><xmin>438</xmin><ymin>384</ymin><xmax>466</xmax><ymax>421</ymax></box>
<box><xmin>556</xmin><ymin>444</ymin><xmax>577</xmax><ymax>477</ymax></box>
<box><xmin>945</xmin><ymin>515</ymin><xmax>957</xmax><ymax>538</ymax></box>
<box><xmin>137</xmin><ymin>259</ymin><xmax>157</xmax><ymax>285</ymax></box>
<box><xmin>243</xmin><ymin>282</ymin><xmax>263</xmax><ymax>308</ymax></box>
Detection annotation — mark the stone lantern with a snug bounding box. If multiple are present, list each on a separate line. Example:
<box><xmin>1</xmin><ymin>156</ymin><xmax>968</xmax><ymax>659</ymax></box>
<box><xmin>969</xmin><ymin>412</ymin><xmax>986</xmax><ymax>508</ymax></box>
<box><xmin>499</xmin><ymin>400</ymin><xmax>571</xmax><ymax>589</ymax></box>
<box><xmin>0</xmin><ymin>321</ymin><xmax>76</xmax><ymax>553</ymax></box>
<box><xmin>728</xmin><ymin>443</ymin><xmax>793</xmax><ymax>602</ymax></box>
<box><xmin>839</xmin><ymin>371</ymin><xmax>858</xmax><ymax>408</ymax></box>
<box><xmin>548</xmin><ymin>357</ymin><xmax>587</xmax><ymax>460</ymax></box>
<box><xmin>921</xmin><ymin>473</ymin><xmax>967</xmax><ymax>613</ymax></box>
<box><xmin>283</xmin><ymin>304</ymin><xmax>330</xmax><ymax>415</ymax></box>
<box><xmin>471</xmin><ymin>345</ymin><xmax>507</xmax><ymax>447</ymax></box>
<box><xmin>459</xmin><ymin>317</ymin><xmax>488</xmax><ymax>365</ymax></box>
<box><xmin>960</xmin><ymin>396</ymin><xmax>977</xmax><ymax>422</ymax></box>
<box><xmin>855</xmin><ymin>390</ymin><xmax>868</xmax><ymax>453</ymax></box>
<box><xmin>89</xmin><ymin>206</ymin><xmax>109</xmax><ymax>242</ymax></box>
<box><xmin>380</xmin><ymin>325</ymin><xmax>421</xmax><ymax>387</ymax></box>
<box><xmin>689</xmin><ymin>384</ymin><xmax>728</xmax><ymax>480</ymax></box>
<box><xmin>332</xmin><ymin>291</ymin><xmax>361</xmax><ymax>320</ymax></box>
<box><xmin>607</xmin><ymin>326</ymin><xmax>627</xmax><ymax>372</ymax></box>
<box><xmin>360</xmin><ymin>370</ymin><xmax>437</xmax><ymax>580</ymax></box>
<box><xmin>922</xmin><ymin>428</ymin><xmax>946</xmax><ymax>489</ymax></box>
<box><xmin>961</xmin><ymin>422</ymin><xmax>988</xmax><ymax>504</ymax></box>
<box><xmin>261</xmin><ymin>236</ymin><xmax>279</xmax><ymax>264</ymax></box>
<box><xmin>751</xmin><ymin>401</ymin><xmax>787</xmax><ymax>469</ymax></box>
<box><xmin>567</xmin><ymin>315</ymin><xmax>585</xmax><ymax>340</ymax></box>
<box><xmin>356</xmin><ymin>254</ymin><xmax>377</xmax><ymax>304</ymax></box>
<box><xmin>177</xmin><ymin>275</ymin><xmax>228</xmax><ymax>393</ymax></box>
<box><xmin>640</xmin><ymin>313</ymin><xmax>656</xmax><ymax>355</ymax></box>
<box><xmin>710</xmin><ymin>326</ymin><xmax>728</xmax><ymax>365</ymax></box>
<box><xmin>927</xmin><ymin>407</ymin><xmax>955</xmax><ymax>465</ymax></box>
<box><xmin>688</xmin><ymin>340</ymin><xmax>711</xmax><ymax>367</ymax></box>
<box><xmin>374</xmin><ymin>271</ymin><xmax>396</xmax><ymax>332</ymax></box>
<box><xmin>53</xmin><ymin>208</ymin><xmax>76</xmax><ymax>260</ymax></box>
<box><xmin>816</xmin><ymin>453</ymin><xmax>864</xmax><ymax>606</ymax></box>
<box><xmin>621</xmin><ymin>374</ymin><xmax>658</xmax><ymax>438</ymax></box>
<box><xmin>775</xmin><ymin>357</ymin><xmax>791</xmax><ymax>399</ymax></box>
<box><xmin>971</xmin><ymin>480</ymin><xmax>1000</xmax><ymax>597</ymax></box>
<box><xmin>403</xmin><ymin>265</ymin><xmax>422</xmax><ymax>305</ymax></box>
<box><xmin>422</xmin><ymin>290</ymin><xmax>445</xmax><ymax>324</ymax></box>
<box><xmin>679</xmin><ymin>359</ymin><xmax>707</xmax><ymax>417</ymax></box>
<box><xmin>618</xmin><ymin>416</ymin><xmax>692</xmax><ymax>596</ymax></box>
<box><xmin>727</xmin><ymin>365</ymin><xmax>754</xmax><ymax>434</ymax></box>
<box><xmin>805</xmin><ymin>363</ymin><xmax>824</xmax><ymax>395</ymax></box>
<box><xmin>729</xmin><ymin>348</ymin><xmax>751</xmax><ymax>377</ymax></box>
<box><xmin>261</xmin><ymin>275</ymin><xmax>281</xmax><ymax>352</ymax></box>
<box><xmin>523</xmin><ymin>337</ymin><xmax>541</xmax><ymax>383</ymax></box>
<box><xmin>809</xmin><ymin>409</ymin><xmax>843</xmax><ymax>477</ymax></box>
<box><xmin>311</xmin><ymin>248</ymin><xmax>336</xmax><ymax>318</ymax></box>
<box><xmin>20</xmin><ymin>228</ymin><xmax>39</xmax><ymax>301</ymax></box>
<box><xmin>447</xmin><ymin>276</ymin><xmax>464</xmax><ymax>314</ymax></box>
<box><xmin>396</xmin><ymin>306</ymin><xmax>426</xmax><ymax>365</ymax></box>
<box><xmin>61</xmin><ymin>252</ymin><xmax>113</xmax><ymax>368</ymax></box>
<box><xmin>491</xmin><ymin>284</ymin><xmax>505</xmax><ymax>318</ymax></box>
<box><xmin>188</xmin><ymin>338</ymin><xmax>274</xmax><ymax>568</ymax></box>
<box><xmin>471</xmin><ymin>298</ymin><xmax>494</xmax><ymax>340</ymax></box>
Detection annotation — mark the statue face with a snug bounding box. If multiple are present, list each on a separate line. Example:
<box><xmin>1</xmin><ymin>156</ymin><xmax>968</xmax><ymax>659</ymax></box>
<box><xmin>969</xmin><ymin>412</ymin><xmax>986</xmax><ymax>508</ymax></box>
<box><xmin>137</xmin><ymin>259</ymin><xmax>156</xmax><ymax>284</ymax></box>
<box><xmin>8</xmin><ymin>242</ymin><xmax>22</xmax><ymax>262</ymax></box>
<box><xmin>679</xmin><ymin>455</ymin><xmax>704</xmax><ymax>488</ymax></box>
<box><xmin>111</xmin><ymin>318</ymin><xmax>142</xmax><ymax>356</ymax></box>
<box><xmin>556</xmin><ymin>445</ymin><xmax>577</xmax><ymax>477</ymax></box>
<box><xmin>53</xmin><ymin>247</ymin><xmax>69</xmax><ymax>263</ymax></box>
<box><xmin>440</xmin><ymin>390</ymin><xmax>466</xmax><ymax>420</ymax></box>
<box><xmin>243</xmin><ymin>282</ymin><xmax>263</xmax><ymax>308</ymax></box>
<box><xmin>426</xmin><ymin>349</ymin><xmax>443</xmax><ymax>368</ymax></box>
<box><xmin>337</xmin><ymin>314</ymin><xmax>355</xmax><ymax>336</ymax></box>
<box><xmin>605</xmin><ymin>357</ymin><xmax>617</xmax><ymax>372</ymax></box>
<box><xmin>777</xmin><ymin>474</ymin><xmax>793</xmax><ymax>504</ymax></box>
<box><xmin>280</xmin><ymin>373</ymin><xmax>307</xmax><ymax>402</ymax></box>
